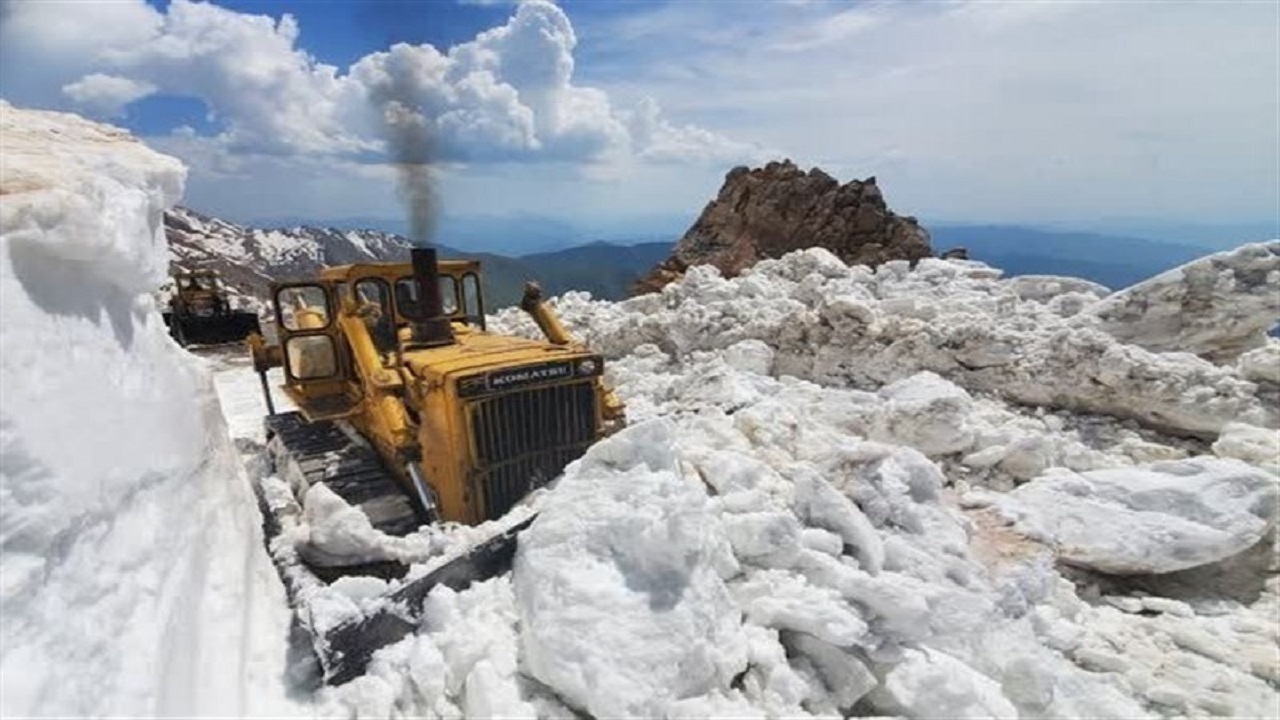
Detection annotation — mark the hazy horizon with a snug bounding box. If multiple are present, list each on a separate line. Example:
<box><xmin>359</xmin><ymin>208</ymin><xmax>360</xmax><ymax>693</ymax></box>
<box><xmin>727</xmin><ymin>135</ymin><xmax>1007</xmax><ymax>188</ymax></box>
<box><xmin>220</xmin><ymin>206</ymin><xmax>1277</xmax><ymax>257</ymax></box>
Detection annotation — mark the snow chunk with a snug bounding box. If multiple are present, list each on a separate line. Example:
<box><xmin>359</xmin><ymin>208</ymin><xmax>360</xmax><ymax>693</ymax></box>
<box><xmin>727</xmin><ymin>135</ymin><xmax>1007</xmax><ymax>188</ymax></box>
<box><xmin>723</xmin><ymin>338</ymin><xmax>775</xmax><ymax>376</ymax></box>
<box><xmin>0</xmin><ymin>102</ymin><xmax>183</xmax><ymax>293</ymax></box>
<box><xmin>874</xmin><ymin>648</ymin><xmax>1017</xmax><ymax>719</ymax></box>
<box><xmin>1237</xmin><ymin>340</ymin><xmax>1280</xmax><ymax>385</ymax></box>
<box><xmin>734</xmin><ymin>570</ymin><xmax>868</xmax><ymax>647</ymax></box>
<box><xmin>499</xmin><ymin>245</ymin><xmax>1276</xmax><ymax>438</ymax></box>
<box><xmin>872</xmin><ymin>371</ymin><xmax>976</xmax><ymax>455</ymax></box>
<box><xmin>294</xmin><ymin>483</ymin><xmax>433</xmax><ymax>566</ymax></box>
<box><xmin>512</xmin><ymin>420</ymin><xmax>747</xmax><ymax>718</ymax></box>
<box><xmin>1086</xmin><ymin>241</ymin><xmax>1280</xmax><ymax>362</ymax></box>
<box><xmin>792</xmin><ymin>472</ymin><xmax>884</xmax><ymax>574</ymax></box>
<box><xmin>1006</xmin><ymin>274</ymin><xmax>1109</xmax><ymax>303</ymax></box>
<box><xmin>990</xmin><ymin>458</ymin><xmax>1279</xmax><ymax>574</ymax></box>
<box><xmin>783</xmin><ymin>631</ymin><xmax>877</xmax><ymax>709</ymax></box>
<box><xmin>1213</xmin><ymin>423</ymin><xmax>1280</xmax><ymax>476</ymax></box>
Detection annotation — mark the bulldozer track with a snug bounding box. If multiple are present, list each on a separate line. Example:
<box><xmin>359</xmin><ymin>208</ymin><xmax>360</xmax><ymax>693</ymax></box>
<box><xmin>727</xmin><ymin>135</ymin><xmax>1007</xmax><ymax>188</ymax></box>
<box><xmin>265</xmin><ymin>411</ymin><xmax>422</xmax><ymax>540</ymax></box>
<box><xmin>253</xmin><ymin>411</ymin><xmax>538</xmax><ymax>685</ymax></box>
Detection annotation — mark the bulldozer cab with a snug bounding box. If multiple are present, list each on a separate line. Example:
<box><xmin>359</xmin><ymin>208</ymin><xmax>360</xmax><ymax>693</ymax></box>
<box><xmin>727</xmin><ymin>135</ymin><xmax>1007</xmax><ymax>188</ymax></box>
<box><xmin>270</xmin><ymin>260</ymin><xmax>488</xmax><ymax>420</ymax></box>
<box><xmin>322</xmin><ymin>259</ymin><xmax>487</xmax><ymax>330</ymax></box>
<box><xmin>177</xmin><ymin>272</ymin><xmax>220</xmax><ymax>293</ymax></box>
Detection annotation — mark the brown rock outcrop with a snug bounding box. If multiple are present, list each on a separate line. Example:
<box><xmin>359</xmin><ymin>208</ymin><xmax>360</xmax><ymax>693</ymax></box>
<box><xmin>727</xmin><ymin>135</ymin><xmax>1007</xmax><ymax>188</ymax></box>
<box><xmin>635</xmin><ymin>160</ymin><xmax>932</xmax><ymax>293</ymax></box>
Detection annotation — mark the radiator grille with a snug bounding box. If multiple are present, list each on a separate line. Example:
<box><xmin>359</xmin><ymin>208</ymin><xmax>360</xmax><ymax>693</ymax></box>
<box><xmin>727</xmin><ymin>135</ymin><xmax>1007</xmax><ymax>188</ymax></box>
<box><xmin>469</xmin><ymin>381</ymin><xmax>597</xmax><ymax>520</ymax></box>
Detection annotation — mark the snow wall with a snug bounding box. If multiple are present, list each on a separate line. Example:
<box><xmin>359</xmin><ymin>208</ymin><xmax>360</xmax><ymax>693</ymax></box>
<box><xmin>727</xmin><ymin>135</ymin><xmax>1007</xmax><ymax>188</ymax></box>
<box><xmin>0</xmin><ymin>103</ymin><xmax>274</xmax><ymax>716</ymax></box>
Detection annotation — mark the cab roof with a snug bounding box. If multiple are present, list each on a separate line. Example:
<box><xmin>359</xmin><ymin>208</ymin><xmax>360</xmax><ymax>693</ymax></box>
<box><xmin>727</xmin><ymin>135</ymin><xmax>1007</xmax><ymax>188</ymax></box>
<box><xmin>318</xmin><ymin>258</ymin><xmax>482</xmax><ymax>281</ymax></box>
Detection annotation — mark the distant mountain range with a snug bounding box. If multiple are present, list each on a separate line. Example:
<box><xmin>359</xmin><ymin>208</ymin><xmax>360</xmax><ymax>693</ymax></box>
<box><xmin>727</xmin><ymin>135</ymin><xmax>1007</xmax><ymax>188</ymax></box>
<box><xmin>247</xmin><ymin>212</ymin><xmax>688</xmax><ymax>255</ymax></box>
<box><xmin>1024</xmin><ymin>219</ymin><xmax>1279</xmax><ymax>252</ymax></box>
<box><xmin>167</xmin><ymin>206</ymin><xmax>1260</xmax><ymax>315</ymax></box>
<box><xmin>927</xmin><ymin>226</ymin><xmax>1214</xmax><ymax>290</ymax></box>
<box><xmin>165</xmin><ymin>207</ymin><xmax>672</xmax><ymax>310</ymax></box>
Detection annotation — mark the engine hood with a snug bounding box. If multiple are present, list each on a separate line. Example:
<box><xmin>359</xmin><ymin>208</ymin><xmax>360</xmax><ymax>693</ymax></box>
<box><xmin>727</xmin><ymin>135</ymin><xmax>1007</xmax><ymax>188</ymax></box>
<box><xmin>402</xmin><ymin>329</ymin><xmax>598</xmax><ymax>387</ymax></box>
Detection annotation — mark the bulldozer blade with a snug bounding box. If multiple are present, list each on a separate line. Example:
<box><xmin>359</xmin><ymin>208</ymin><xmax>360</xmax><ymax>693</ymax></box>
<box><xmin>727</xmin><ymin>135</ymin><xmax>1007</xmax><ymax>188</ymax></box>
<box><xmin>318</xmin><ymin>514</ymin><xmax>537</xmax><ymax>686</ymax></box>
<box><xmin>170</xmin><ymin>312</ymin><xmax>262</xmax><ymax>347</ymax></box>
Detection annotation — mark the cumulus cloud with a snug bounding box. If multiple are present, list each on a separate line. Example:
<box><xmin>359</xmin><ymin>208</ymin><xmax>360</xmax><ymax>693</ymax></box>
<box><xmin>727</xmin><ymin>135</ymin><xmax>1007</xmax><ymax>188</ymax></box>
<box><xmin>346</xmin><ymin>1</ymin><xmax>759</xmax><ymax>164</ymax></box>
<box><xmin>593</xmin><ymin>0</ymin><xmax>1279</xmax><ymax>224</ymax></box>
<box><xmin>60</xmin><ymin>74</ymin><xmax>156</xmax><ymax>118</ymax></box>
<box><xmin>101</xmin><ymin>0</ymin><xmax>372</xmax><ymax>156</ymax></box>
<box><xmin>0</xmin><ymin>0</ymin><xmax>162</xmax><ymax>113</ymax></box>
<box><xmin>626</xmin><ymin>96</ymin><xmax>767</xmax><ymax>164</ymax></box>
<box><xmin>4</xmin><ymin>0</ymin><xmax>761</xmax><ymax>167</ymax></box>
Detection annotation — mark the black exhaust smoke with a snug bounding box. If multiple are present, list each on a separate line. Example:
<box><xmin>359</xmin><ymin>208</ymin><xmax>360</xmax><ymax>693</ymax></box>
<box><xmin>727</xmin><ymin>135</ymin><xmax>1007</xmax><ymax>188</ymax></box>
<box><xmin>407</xmin><ymin>247</ymin><xmax>455</xmax><ymax>347</ymax></box>
<box><xmin>382</xmin><ymin>101</ymin><xmax>436</xmax><ymax>245</ymax></box>
<box><xmin>369</xmin><ymin>75</ymin><xmax>454</xmax><ymax>346</ymax></box>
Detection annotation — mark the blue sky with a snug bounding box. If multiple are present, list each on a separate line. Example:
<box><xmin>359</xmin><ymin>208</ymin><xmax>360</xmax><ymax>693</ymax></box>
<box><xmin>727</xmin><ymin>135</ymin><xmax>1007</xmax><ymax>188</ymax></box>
<box><xmin>2</xmin><ymin>0</ymin><xmax>1277</xmax><ymax>242</ymax></box>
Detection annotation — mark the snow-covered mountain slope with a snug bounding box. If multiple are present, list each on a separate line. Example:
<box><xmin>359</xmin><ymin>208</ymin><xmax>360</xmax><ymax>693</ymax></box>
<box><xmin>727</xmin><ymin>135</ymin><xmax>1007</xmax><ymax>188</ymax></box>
<box><xmin>164</xmin><ymin>205</ymin><xmax>413</xmax><ymax>314</ymax></box>
<box><xmin>0</xmin><ymin>103</ymin><xmax>298</xmax><ymax>717</ymax></box>
<box><xmin>167</xmin><ymin>205</ymin><xmax>412</xmax><ymax>277</ymax></box>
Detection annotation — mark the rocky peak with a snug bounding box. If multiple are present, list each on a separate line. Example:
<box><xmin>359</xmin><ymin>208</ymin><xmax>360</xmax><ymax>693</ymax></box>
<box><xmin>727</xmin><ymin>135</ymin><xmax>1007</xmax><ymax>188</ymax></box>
<box><xmin>635</xmin><ymin>159</ymin><xmax>932</xmax><ymax>293</ymax></box>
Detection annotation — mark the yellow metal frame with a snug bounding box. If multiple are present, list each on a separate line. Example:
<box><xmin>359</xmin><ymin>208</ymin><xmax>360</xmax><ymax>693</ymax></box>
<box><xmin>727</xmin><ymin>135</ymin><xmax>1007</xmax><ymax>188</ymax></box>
<box><xmin>249</xmin><ymin>257</ymin><xmax>626</xmax><ymax>527</ymax></box>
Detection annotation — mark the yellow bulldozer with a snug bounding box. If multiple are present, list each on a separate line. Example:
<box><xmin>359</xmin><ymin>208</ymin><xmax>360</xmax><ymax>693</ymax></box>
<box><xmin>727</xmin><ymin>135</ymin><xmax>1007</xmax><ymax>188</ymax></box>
<box><xmin>162</xmin><ymin>268</ymin><xmax>261</xmax><ymax>347</ymax></box>
<box><xmin>247</xmin><ymin>247</ymin><xmax>624</xmax><ymax>683</ymax></box>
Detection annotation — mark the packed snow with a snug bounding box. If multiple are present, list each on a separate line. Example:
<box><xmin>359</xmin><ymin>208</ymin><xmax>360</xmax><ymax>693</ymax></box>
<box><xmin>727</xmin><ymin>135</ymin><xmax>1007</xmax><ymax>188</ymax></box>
<box><xmin>0</xmin><ymin>103</ymin><xmax>301</xmax><ymax>716</ymax></box>
<box><xmin>3</xmin><ymin>102</ymin><xmax>1278</xmax><ymax>719</ymax></box>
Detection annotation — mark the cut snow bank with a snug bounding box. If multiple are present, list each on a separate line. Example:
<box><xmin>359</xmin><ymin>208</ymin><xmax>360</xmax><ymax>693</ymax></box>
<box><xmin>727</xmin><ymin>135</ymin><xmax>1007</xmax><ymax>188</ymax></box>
<box><xmin>0</xmin><ymin>103</ymin><xmax>289</xmax><ymax>716</ymax></box>
<box><xmin>1086</xmin><ymin>242</ymin><xmax>1280</xmax><ymax>362</ymax></box>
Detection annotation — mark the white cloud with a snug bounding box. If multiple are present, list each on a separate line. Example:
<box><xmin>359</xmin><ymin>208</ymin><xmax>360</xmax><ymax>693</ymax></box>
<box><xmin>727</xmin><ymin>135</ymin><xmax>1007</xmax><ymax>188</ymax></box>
<box><xmin>346</xmin><ymin>1</ymin><xmax>771</xmax><ymax>165</ymax></box>
<box><xmin>0</xmin><ymin>0</ymin><xmax>162</xmax><ymax>114</ymax></box>
<box><xmin>3</xmin><ymin>0</ymin><xmax>758</xmax><ymax>168</ymax></box>
<box><xmin>60</xmin><ymin>74</ymin><xmax>156</xmax><ymax>117</ymax></box>
<box><xmin>582</xmin><ymin>0</ymin><xmax>1279</xmax><ymax>225</ymax></box>
<box><xmin>626</xmin><ymin>97</ymin><xmax>769</xmax><ymax>164</ymax></box>
<box><xmin>771</xmin><ymin>4</ymin><xmax>883</xmax><ymax>52</ymax></box>
<box><xmin>101</xmin><ymin>0</ymin><xmax>372</xmax><ymax>156</ymax></box>
<box><xmin>7</xmin><ymin>0</ymin><xmax>1270</xmax><ymax>229</ymax></box>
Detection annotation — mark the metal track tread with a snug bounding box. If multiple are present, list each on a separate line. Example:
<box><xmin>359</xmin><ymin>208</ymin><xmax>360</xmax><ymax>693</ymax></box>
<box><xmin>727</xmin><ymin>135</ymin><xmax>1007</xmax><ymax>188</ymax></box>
<box><xmin>265</xmin><ymin>411</ymin><xmax>421</xmax><ymax>537</ymax></box>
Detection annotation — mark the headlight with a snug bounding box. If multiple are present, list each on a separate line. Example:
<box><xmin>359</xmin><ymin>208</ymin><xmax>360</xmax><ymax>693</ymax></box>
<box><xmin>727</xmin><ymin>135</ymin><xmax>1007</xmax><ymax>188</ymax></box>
<box><xmin>578</xmin><ymin>358</ymin><xmax>600</xmax><ymax>376</ymax></box>
<box><xmin>458</xmin><ymin>375</ymin><xmax>486</xmax><ymax>397</ymax></box>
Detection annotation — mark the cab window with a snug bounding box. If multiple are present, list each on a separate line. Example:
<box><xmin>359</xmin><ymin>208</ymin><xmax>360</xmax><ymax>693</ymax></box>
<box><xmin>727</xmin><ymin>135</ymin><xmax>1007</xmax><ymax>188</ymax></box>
<box><xmin>354</xmin><ymin>278</ymin><xmax>396</xmax><ymax>357</ymax></box>
<box><xmin>278</xmin><ymin>285</ymin><xmax>331</xmax><ymax>331</ymax></box>
<box><xmin>462</xmin><ymin>273</ymin><xmax>484</xmax><ymax>328</ymax></box>
<box><xmin>285</xmin><ymin>335</ymin><xmax>339</xmax><ymax>380</ymax></box>
<box><xmin>395</xmin><ymin>278</ymin><xmax>423</xmax><ymax>319</ymax></box>
<box><xmin>394</xmin><ymin>277</ymin><xmax>460</xmax><ymax>318</ymax></box>
<box><xmin>438</xmin><ymin>276</ymin><xmax>459</xmax><ymax>314</ymax></box>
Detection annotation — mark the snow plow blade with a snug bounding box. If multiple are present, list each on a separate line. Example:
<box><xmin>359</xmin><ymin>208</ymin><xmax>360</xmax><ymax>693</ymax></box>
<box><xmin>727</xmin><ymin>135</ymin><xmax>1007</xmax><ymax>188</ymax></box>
<box><xmin>319</xmin><ymin>515</ymin><xmax>535</xmax><ymax>686</ymax></box>
<box><xmin>253</xmin><ymin>412</ymin><xmax>539</xmax><ymax>686</ymax></box>
<box><xmin>163</xmin><ymin>310</ymin><xmax>261</xmax><ymax>347</ymax></box>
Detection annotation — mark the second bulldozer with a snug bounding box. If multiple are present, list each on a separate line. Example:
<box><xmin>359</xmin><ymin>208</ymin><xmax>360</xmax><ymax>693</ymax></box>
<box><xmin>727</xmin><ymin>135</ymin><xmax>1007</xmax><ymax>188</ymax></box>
<box><xmin>163</xmin><ymin>268</ymin><xmax>261</xmax><ymax>347</ymax></box>
<box><xmin>247</xmin><ymin>247</ymin><xmax>625</xmax><ymax>684</ymax></box>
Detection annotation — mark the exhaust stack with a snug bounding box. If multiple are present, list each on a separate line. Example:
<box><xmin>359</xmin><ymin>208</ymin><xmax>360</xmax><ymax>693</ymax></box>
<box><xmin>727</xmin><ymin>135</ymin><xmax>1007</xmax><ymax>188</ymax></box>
<box><xmin>407</xmin><ymin>247</ymin><xmax>455</xmax><ymax>348</ymax></box>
